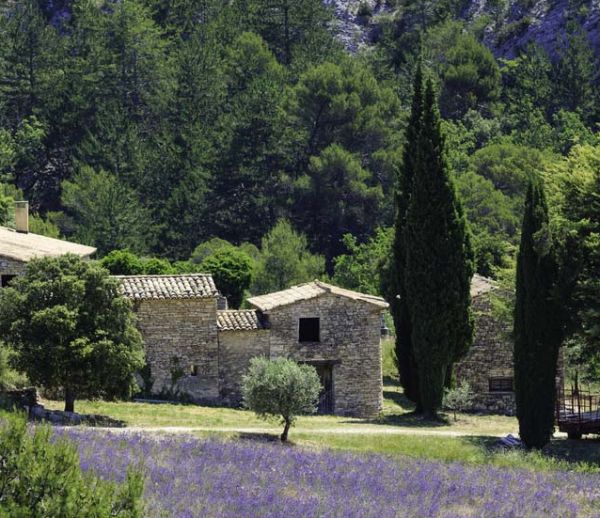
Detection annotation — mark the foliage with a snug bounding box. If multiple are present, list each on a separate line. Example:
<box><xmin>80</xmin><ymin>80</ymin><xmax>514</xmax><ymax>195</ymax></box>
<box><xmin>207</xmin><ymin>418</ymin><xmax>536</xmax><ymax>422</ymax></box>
<box><xmin>389</xmin><ymin>62</ymin><xmax>423</xmax><ymax>409</ymax></box>
<box><xmin>101</xmin><ymin>250</ymin><xmax>150</xmax><ymax>275</ymax></box>
<box><xmin>0</xmin><ymin>412</ymin><xmax>144</xmax><ymax>517</ymax></box>
<box><xmin>242</xmin><ymin>357</ymin><xmax>320</xmax><ymax>441</ymax></box>
<box><xmin>251</xmin><ymin>220</ymin><xmax>325</xmax><ymax>295</ymax></box>
<box><xmin>200</xmin><ymin>247</ymin><xmax>254</xmax><ymax>308</ymax></box>
<box><xmin>0</xmin><ymin>255</ymin><xmax>145</xmax><ymax>412</ymax></box>
<box><xmin>61</xmin><ymin>167</ymin><xmax>155</xmax><ymax>256</ymax></box>
<box><xmin>545</xmin><ymin>145</ymin><xmax>600</xmax><ymax>383</ymax></box>
<box><xmin>404</xmin><ymin>78</ymin><xmax>474</xmax><ymax>418</ymax></box>
<box><xmin>0</xmin><ymin>344</ymin><xmax>27</xmax><ymax>391</ymax></box>
<box><xmin>514</xmin><ymin>178</ymin><xmax>563</xmax><ymax>449</ymax></box>
<box><xmin>440</xmin><ymin>32</ymin><xmax>501</xmax><ymax>119</ymax></box>
<box><xmin>332</xmin><ymin>227</ymin><xmax>393</xmax><ymax>296</ymax></box>
<box><xmin>443</xmin><ymin>382</ymin><xmax>475</xmax><ymax>421</ymax></box>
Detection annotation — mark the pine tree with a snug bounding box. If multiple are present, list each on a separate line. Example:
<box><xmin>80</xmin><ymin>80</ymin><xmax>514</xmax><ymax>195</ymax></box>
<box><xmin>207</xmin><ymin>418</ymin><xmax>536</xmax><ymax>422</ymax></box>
<box><xmin>391</xmin><ymin>62</ymin><xmax>423</xmax><ymax>410</ymax></box>
<box><xmin>404</xmin><ymin>78</ymin><xmax>474</xmax><ymax>418</ymax></box>
<box><xmin>514</xmin><ymin>178</ymin><xmax>563</xmax><ymax>449</ymax></box>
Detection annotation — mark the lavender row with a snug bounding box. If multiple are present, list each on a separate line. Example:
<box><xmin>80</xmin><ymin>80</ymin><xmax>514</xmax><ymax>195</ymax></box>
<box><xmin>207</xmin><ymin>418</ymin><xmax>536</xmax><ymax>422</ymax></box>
<box><xmin>55</xmin><ymin>429</ymin><xmax>600</xmax><ymax>518</ymax></box>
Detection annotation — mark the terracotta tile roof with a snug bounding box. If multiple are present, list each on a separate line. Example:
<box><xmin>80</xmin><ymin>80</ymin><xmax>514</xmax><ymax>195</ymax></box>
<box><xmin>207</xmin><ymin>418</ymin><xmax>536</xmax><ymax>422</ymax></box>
<box><xmin>116</xmin><ymin>274</ymin><xmax>219</xmax><ymax>300</ymax></box>
<box><xmin>217</xmin><ymin>310</ymin><xmax>266</xmax><ymax>331</ymax></box>
<box><xmin>0</xmin><ymin>226</ymin><xmax>96</xmax><ymax>262</ymax></box>
<box><xmin>247</xmin><ymin>280</ymin><xmax>389</xmax><ymax>312</ymax></box>
<box><xmin>471</xmin><ymin>274</ymin><xmax>496</xmax><ymax>298</ymax></box>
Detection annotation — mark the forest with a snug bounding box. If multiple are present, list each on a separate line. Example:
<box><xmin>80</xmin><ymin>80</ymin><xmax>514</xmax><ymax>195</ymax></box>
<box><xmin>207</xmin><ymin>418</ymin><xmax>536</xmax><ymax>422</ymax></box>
<box><xmin>0</xmin><ymin>0</ymin><xmax>598</xmax><ymax>377</ymax></box>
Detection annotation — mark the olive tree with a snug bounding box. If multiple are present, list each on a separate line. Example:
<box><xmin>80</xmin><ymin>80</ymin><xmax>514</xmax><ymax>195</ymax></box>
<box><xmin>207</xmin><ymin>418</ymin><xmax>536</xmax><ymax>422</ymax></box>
<box><xmin>0</xmin><ymin>254</ymin><xmax>144</xmax><ymax>412</ymax></box>
<box><xmin>242</xmin><ymin>357</ymin><xmax>321</xmax><ymax>442</ymax></box>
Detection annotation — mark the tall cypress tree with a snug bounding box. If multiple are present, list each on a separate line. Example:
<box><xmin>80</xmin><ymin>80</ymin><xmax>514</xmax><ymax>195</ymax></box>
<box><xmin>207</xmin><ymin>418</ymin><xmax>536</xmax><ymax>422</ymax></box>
<box><xmin>391</xmin><ymin>61</ymin><xmax>423</xmax><ymax>410</ymax></box>
<box><xmin>404</xmin><ymin>78</ymin><xmax>474</xmax><ymax>418</ymax></box>
<box><xmin>514</xmin><ymin>178</ymin><xmax>563</xmax><ymax>449</ymax></box>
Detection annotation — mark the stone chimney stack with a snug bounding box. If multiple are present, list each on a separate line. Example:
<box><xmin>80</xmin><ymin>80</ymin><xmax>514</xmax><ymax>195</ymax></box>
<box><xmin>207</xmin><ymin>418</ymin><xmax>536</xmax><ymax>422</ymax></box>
<box><xmin>14</xmin><ymin>201</ymin><xmax>29</xmax><ymax>234</ymax></box>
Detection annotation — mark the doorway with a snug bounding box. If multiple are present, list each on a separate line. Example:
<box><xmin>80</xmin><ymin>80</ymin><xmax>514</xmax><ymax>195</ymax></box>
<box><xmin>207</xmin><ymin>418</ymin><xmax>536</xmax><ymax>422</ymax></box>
<box><xmin>315</xmin><ymin>364</ymin><xmax>334</xmax><ymax>414</ymax></box>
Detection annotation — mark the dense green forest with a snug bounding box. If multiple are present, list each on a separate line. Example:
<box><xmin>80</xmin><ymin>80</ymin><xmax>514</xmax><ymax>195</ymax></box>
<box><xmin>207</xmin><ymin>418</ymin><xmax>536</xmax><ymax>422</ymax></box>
<box><xmin>0</xmin><ymin>0</ymin><xmax>599</xmax><ymax>377</ymax></box>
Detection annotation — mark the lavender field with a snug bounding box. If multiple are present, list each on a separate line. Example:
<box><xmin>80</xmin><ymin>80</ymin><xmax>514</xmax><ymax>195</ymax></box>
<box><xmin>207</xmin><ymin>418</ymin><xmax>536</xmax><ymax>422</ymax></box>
<box><xmin>57</xmin><ymin>429</ymin><xmax>600</xmax><ymax>518</ymax></box>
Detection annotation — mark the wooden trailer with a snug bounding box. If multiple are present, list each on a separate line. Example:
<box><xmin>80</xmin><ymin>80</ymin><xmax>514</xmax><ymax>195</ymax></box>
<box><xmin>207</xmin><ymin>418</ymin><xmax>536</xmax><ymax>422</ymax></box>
<box><xmin>556</xmin><ymin>388</ymin><xmax>600</xmax><ymax>439</ymax></box>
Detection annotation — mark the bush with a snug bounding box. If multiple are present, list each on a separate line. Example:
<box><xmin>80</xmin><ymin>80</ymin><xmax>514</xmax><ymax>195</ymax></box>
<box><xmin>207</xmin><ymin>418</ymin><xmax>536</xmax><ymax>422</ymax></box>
<box><xmin>0</xmin><ymin>412</ymin><xmax>144</xmax><ymax>517</ymax></box>
<box><xmin>0</xmin><ymin>344</ymin><xmax>27</xmax><ymax>390</ymax></box>
<box><xmin>101</xmin><ymin>250</ymin><xmax>145</xmax><ymax>275</ymax></box>
<box><xmin>200</xmin><ymin>247</ymin><xmax>253</xmax><ymax>309</ymax></box>
<box><xmin>443</xmin><ymin>382</ymin><xmax>475</xmax><ymax>421</ymax></box>
<box><xmin>242</xmin><ymin>358</ymin><xmax>321</xmax><ymax>442</ymax></box>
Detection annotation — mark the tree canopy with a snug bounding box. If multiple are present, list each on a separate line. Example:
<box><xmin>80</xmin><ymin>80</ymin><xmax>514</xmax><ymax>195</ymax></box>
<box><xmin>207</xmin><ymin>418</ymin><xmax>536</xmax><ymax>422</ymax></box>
<box><xmin>0</xmin><ymin>255</ymin><xmax>144</xmax><ymax>412</ymax></box>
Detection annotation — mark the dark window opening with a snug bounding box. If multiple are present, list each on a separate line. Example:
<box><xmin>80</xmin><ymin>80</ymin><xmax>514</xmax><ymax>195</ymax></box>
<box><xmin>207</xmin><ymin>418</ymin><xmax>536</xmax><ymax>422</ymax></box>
<box><xmin>299</xmin><ymin>318</ymin><xmax>320</xmax><ymax>342</ymax></box>
<box><xmin>1</xmin><ymin>275</ymin><xmax>16</xmax><ymax>288</ymax></box>
<box><xmin>190</xmin><ymin>365</ymin><xmax>199</xmax><ymax>377</ymax></box>
<box><xmin>489</xmin><ymin>377</ymin><xmax>513</xmax><ymax>392</ymax></box>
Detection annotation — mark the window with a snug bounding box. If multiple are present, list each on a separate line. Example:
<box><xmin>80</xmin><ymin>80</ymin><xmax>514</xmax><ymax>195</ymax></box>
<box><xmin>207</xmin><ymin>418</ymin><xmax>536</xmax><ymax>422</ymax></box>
<box><xmin>299</xmin><ymin>318</ymin><xmax>320</xmax><ymax>342</ymax></box>
<box><xmin>1</xmin><ymin>275</ymin><xmax>16</xmax><ymax>288</ymax></box>
<box><xmin>489</xmin><ymin>377</ymin><xmax>513</xmax><ymax>392</ymax></box>
<box><xmin>190</xmin><ymin>365</ymin><xmax>199</xmax><ymax>377</ymax></box>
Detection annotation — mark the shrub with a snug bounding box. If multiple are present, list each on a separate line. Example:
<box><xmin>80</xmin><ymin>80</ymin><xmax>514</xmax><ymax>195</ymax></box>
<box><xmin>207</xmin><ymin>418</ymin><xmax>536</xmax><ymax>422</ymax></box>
<box><xmin>242</xmin><ymin>358</ymin><xmax>321</xmax><ymax>442</ymax></box>
<box><xmin>101</xmin><ymin>250</ymin><xmax>145</xmax><ymax>275</ymax></box>
<box><xmin>200</xmin><ymin>247</ymin><xmax>253</xmax><ymax>309</ymax></box>
<box><xmin>443</xmin><ymin>382</ymin><xmax>475</xmax><ymax>421</ymax></box>
<box><xmin>0</xmin><ymin>412</ymin><xmax>144</xmax><ymax>517</ymax></box>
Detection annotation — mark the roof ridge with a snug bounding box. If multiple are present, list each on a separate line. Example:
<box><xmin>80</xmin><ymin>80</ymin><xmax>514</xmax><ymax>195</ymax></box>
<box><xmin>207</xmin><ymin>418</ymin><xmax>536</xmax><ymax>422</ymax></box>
<box><xmin>114</xmin><ymin>273</ymin><xmax>211</xmax><ymax>278</ymax></box>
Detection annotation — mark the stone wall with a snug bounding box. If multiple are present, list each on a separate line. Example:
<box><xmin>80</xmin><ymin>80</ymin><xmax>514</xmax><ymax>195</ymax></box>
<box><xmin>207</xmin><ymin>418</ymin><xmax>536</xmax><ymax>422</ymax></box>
<box><xmin>265</xmin><ymin>293</ymin><xmax>383</xmax><ymax>418</ymax></box>
<box><xmin>218</xmin><ymin>330</ymin><xmax>270</xmax><ymax>405</ymax></box>
<box><xmin>454</xmin><ymin>293</ymin><xmax>516</xmax><ymax>415</ymax></box>
<box><xmin>134</xmin><ymin>298</ymin><xmax>220</xmax><ymax>402</ymax></box>
<box><xmin>0</xmin><ymin>256</ymin><xmax>26</xmax><ymax>277</ymax></box>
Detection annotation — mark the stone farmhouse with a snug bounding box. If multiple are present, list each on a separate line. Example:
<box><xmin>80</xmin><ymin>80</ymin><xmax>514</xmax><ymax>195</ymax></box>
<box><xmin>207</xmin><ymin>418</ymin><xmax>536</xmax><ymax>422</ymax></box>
<box><xmin>0</xmin><ymin>200</ymin><xmax>533</xmax><ymax>417</ymax></box>
<box><xmin>118</xmin><ymin>275</ymin><xmax>389</xmax><ymax>418</ymax></box>
<box><xmin>0</xmin><ymin>201</ymin><xmax>96</xmax><ymax>287</ymax></box>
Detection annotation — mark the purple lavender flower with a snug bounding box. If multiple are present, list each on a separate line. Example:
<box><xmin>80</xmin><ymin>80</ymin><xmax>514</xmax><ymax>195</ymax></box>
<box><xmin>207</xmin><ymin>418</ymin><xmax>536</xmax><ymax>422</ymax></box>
<box><xmin>53</xmin><ymin>428</ymin><xmax>600</xmax><ymax>517</ymax></box>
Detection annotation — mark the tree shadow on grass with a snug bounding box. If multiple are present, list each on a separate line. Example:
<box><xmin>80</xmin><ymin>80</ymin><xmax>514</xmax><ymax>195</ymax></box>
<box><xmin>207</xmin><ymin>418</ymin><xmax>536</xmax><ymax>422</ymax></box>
<box><xmin>370</xmin><ymin>411</ymin><xmax>450</xmax><ymax>428</ymax></box>
<box><xmin>463</xmin><ymin>434</ymin><xmax>600</xmax><ymax>469</ymax></box>
<box><xmin>544</xmin><ymin>436</ymin><xmax>600</xmax><ymax>466</ymax></box>
<box><xmin>382</xmin><ymin>376</ymin><xmax>416</xmax><ymax>412</ymax></box>
<box><xmin>237</xmin><ymin>431</ymin><xmax>283</xmax><ymax>444</ymax></box>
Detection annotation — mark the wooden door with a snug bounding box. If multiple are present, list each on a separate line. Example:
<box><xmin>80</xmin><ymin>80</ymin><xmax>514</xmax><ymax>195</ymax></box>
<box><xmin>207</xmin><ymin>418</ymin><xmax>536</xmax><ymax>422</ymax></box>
<box><xmin>316</xmin><ymin>364</ymin><xmax>334</xmax><ymax>414</ymax></box>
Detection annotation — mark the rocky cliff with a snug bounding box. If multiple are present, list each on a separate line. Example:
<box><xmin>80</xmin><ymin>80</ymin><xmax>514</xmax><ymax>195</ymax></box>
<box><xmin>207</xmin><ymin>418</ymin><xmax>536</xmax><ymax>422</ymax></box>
<box><xmin>329</xmin><ymin>0</ymin><xmax>600</xmax><ymax>59</ymax></box>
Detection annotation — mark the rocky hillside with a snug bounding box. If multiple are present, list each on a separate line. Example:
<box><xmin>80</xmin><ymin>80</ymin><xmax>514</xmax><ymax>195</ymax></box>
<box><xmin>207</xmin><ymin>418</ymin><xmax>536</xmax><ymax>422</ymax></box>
<box><xmin>329</xmin><ymin>0</ymin><xmax>600</xmax><ymax>58</ymax></box>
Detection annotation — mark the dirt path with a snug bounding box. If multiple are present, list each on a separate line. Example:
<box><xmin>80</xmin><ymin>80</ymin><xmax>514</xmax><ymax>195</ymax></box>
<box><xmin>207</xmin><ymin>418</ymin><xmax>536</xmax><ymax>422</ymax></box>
<box><xmin>95</xmin><ymin>425</ymin><xmax>513</xmax><ymax>438</ymax></box>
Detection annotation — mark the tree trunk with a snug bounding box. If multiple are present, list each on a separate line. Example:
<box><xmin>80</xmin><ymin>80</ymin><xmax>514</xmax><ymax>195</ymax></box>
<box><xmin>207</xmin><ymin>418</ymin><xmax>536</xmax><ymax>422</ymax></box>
<box><xmin>64</xmin><ymin>388</ymin><xmax>75</xmax><ymax>413</ymax></box>
<box><xmin>280</xmin><ymin>418</ymin><xmax>291</xmax><ymax>442</ymax></box>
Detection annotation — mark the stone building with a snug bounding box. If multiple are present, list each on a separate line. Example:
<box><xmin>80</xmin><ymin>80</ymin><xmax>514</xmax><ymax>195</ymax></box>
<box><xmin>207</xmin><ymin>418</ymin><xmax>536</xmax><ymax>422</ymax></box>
<box><xmin>0</xmin><ymin>201</ymin><xmax>96</xmax><ymax>285</ymax></box>
<box><xmin>118</xmin><ymin>275</ymin><xmax>388</xmax><ymax>418</ymax></box>
<box><xmin>454</xmin><ymin>274</ymin><xmax>517</xmax><ymax>414</ymax></box>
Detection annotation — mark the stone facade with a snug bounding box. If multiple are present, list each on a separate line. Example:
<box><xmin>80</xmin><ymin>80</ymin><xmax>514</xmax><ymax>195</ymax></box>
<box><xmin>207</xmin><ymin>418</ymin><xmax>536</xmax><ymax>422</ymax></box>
<box><xmin>218</xmin><ymin>328</ymin><xmax>270</xmax><ymax>405</ymax></box>
<box><xmin>454</xmin><ymin>291</ymin><xmax>516</xmax><ymax>415</ymax></box>
<box><xmin>0</xmin><ymin>256</ymin><xmax>26</xmax><ymax>276</ymax></box>
<box><xmin>134</xmin><ymin>298</ymin><xmax>220</xmax><ymax>402</ymax></box>
<box><xmin>455</xmin><ymin>284</ymin><xmax>564</xmax><ymax>415</ymax></box>
<box><xmin>119</xmin><ymin>276</ymin><xmax>387</xmax><ymax>418</ymax></box>
<box><xmin>262</xmin><ymin>294</ymin><xmax>383</xmax><ymax>417</ymax></box>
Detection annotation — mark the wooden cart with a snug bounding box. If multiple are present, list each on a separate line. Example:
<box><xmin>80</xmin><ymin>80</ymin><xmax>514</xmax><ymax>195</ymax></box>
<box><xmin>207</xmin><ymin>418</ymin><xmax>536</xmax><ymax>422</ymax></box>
<box><xmin>556</xmin><ymin>388</ymin><xmax>600</xmax><ymax>439</ymax></box>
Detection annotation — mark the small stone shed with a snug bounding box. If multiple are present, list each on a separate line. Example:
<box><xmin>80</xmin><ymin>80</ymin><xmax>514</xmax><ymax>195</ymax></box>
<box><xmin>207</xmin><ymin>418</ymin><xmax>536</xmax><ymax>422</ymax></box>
<box><xmin>0</xmin><ymin>202</ymin><xmax>96</xmax><ymax>285</ymax></box>
<box><xmin>118</xmin><ymin>275</ymin><xmax>388</xmax><ymax>418</ymax></box>
<box><xmin>455</xmin><ymin>275</ymin><xmax>564</xmax><ymax>416</ymax></box>
<box><xmin>454</xmin><ymin>275</ymin><xmax>517</xmax><ymax>414</ymax></box>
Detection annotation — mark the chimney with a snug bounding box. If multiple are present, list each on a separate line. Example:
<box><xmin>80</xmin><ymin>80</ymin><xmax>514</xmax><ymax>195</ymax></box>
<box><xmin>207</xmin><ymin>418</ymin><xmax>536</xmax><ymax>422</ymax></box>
<box><xmin>14</xmin><ymin>201</ymin><xmax>29</xmax><ymax>234</ymax></box>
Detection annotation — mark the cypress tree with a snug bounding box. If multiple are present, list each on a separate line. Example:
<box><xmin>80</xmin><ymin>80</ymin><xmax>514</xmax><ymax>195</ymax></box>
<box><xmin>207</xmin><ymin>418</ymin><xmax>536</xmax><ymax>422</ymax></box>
<box><xmin>514</xmin><ymin>178</ymin><xmax>563</xmax><ymax>449</ymax></box>
<box><xmin>391</xmin><ymin>61</ymin><xmax>423</xmax><ymax>409</ymax></box>
<box><xmin>404</xmin><ymin>78</ymin><xmax>474</xmax><ymax>418</ymax></box>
